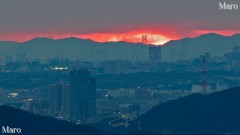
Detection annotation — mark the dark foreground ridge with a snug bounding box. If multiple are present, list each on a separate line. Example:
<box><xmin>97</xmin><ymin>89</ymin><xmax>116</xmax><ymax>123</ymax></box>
<box><xmin>0</xmin><ymin>106</ymin><xmax>176</xmax><ymax>135</ymax></box>
<box><xmin>129</xmin><ymin>86</ymin><xmax>240</xmax><ymax>135</ymax></box>
<box><xmin>2</xmin><ymin>85</ymin><xmax>239</xmax><ymax>135</ymax></box>
<box><xmin>0</xmin><ymin>105</ymin><xmax>107</xmax><ymax>135</ymax></box>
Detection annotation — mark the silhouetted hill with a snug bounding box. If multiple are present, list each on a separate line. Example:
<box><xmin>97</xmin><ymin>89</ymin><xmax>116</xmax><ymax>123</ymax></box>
<box><xmin>162</xmin><ymin>33</ymin><xmax>240</xmax><ymax>61</ymax></box>
<box><xmin>129</xmin><ymin>86</ymin><xmax>240</xmax><ymax>135</ymax></box>
<box><xmin>0</xmin><ymin>37</ymin><xmax>148</xmax><ymax>63</ymax></box>
<box><xmin>0</xmin><ymin>33</ymin><xmax>240</xmax><ymax>63</ymax></box>
<box><xmin>0</xmin><ymin>106</ymin><xmax>107</xmax><ymax>135</ymax></box>
<box><xmin>0</xmin><ymin>106</ymin><xmax>176</xmax><ymax>135</ymax></box>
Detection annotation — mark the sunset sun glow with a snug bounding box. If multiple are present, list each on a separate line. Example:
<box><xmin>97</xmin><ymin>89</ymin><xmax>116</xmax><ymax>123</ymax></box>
<box><xmin>2</xmin><ymin>29</ymin><xmax>239</xmax><ymax>45</ymax></box>
<box><xmin>2</xmin><ymin>30</ymin><xmax>172</xmax><ymax>45</ymax></box>
<box><xmin>78</xmin><ymin>30</ymin><xmax>171</xmax><ymax>45</ymax></box>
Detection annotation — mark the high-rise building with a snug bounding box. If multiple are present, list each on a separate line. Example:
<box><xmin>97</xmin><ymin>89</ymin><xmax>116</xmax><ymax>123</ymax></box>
<box><xmin>102</xmin><ymin>59</ymin><xmax>132</xmax><ymax>74</ymax></box>
<box><xmin>16</xmin><ymin>53</ymin><xmax>27</xmax><ymax>62</ymax></box>
<box><xmin>69</xmin><ymin>69</ymin><xmax>96</xmax><ymax>122</ymax></box>
<box><xmin>49</xmin><ymin>83</ymin><xmax>69</xmax><ymax>118</ymax></box>
<box><xmin>149</xmin><ymin>46</ymin><xmax>161</xmax><ymax>63</ymax></box>
<box><xmin>135</xmin><ymin>89</ymin><xmax>151</xmax><ymax>100</ymax></box>
<box><xmin>4</xmin><ymin>55</ymin><xmax>13</xmax><ymax>64</ymax></box>
<box><xmin>96</xmin><ymin>89</ymin><xmax>108</xmax><ymax>99</ymax></box>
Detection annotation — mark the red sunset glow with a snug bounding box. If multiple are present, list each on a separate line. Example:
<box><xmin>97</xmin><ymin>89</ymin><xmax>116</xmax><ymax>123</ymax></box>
<box><xmin>1</xmin><ymin>29</ymin><xmax>239</xmax><ymax>45</ymax></box>
<box><xmin>1</xmin><ymin>30</ymin><xmax>173</xmax><ymax>45</ymax></box>
<box><xmin>78</xmin><ymin>30</ymin><xmax>172</xmax><ymax>45</ymax></box>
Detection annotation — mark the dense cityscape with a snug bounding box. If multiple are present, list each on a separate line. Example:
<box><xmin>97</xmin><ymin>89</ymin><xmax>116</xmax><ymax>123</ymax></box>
<box><xmin>0</xmin><ymin>44</ymin><xmax>240</xmax><ymax>127</ymax></box>
<box><xmin>1</xmin><ymin>0</ymin><xmax>240</xmax><ymax>134</ymax></box>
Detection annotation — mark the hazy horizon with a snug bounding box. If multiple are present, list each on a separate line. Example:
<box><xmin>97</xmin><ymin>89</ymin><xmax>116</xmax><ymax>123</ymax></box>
<box><xmin>1</xmin><ymin>32</ymin><xmax>239</xmax><ymax>46</ymax></box>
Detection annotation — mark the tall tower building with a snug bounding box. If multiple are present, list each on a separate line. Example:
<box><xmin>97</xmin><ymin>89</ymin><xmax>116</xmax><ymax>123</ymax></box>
<box><xmin>142</xmin><ymin>35</ymin><xmax>148</xmax><ymax>44</ymax></box>
<box><xmin>149</xmin><ymin>46</ymin><xmax>161</xmax><ymax>63</ymax></box>
<box><xmin>4</xmin><ymin>55</ymin><xmax>13</xmax><ymax>64</ymax></box>
<box><xmin>16</xmin><ymin>53</ymin><xmax>27</xmax><ymax>62</ymax></box>
<box><xmin>69</xmin><ymin>69</ymin><xmax>96</xmax><ymax>122</ymax></box>
<box><xmin>49</xmin><ymin>83</ymin><xmax>69</xmax><ymax>118</ymax></box>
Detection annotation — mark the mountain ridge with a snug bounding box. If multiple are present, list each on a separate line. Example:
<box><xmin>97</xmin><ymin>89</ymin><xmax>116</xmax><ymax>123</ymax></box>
<box><xmin>0</xmin><ymin>105</ymin><xmax>180</xmax><ymax>135</ymax></box>
<box><xmin>0</xmin><ymin>105</ymin><xmax>107</xmax><ymax>135</ymax></box>
<box><xmin>0</xmin><ymin>33</ymin><xmax>239</xmax><ymax>63</ymax></box>
<box><xmin>128</xmin><ymin>86</ymin><xmax>240</xmax><ymax>135</ymax></box>
<box><xmin>0</xmin><ymin>33</ymin><xmax>237</xmax><ymax>44</ymax></box>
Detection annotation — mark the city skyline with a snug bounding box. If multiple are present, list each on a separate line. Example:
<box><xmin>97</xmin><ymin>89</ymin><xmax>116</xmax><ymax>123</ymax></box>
<box><xmin>1</xmin><ymin>1</ymin><xmax>240</xmax><ymax>134</ymax></box>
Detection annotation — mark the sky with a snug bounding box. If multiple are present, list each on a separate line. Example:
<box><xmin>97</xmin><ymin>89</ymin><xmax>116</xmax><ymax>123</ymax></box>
<box><xmin>0</xmin><ymin>0</ymin><xmax>240</xmax><ymax>45</ymax></box>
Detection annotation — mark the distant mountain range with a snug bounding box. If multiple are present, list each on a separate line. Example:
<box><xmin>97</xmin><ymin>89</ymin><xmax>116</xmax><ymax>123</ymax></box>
<box><xmin>0</xmin><ymin>33</ymin><xmax>240</xmax><ymax>63</ymax></box>
<box><xmin>127</xmin><ymin>86</ymin><xmax>240</xmax><ymax>135</ymax></box>
<box><xmin>0</xmin><ymin>38</ymin><xmax>148</xmax><ymax>63</ymax></box>
<box><xmin>162</xmin><ymin>33</ymin><xmax>240</xmax><ymax>61</ymax></box>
